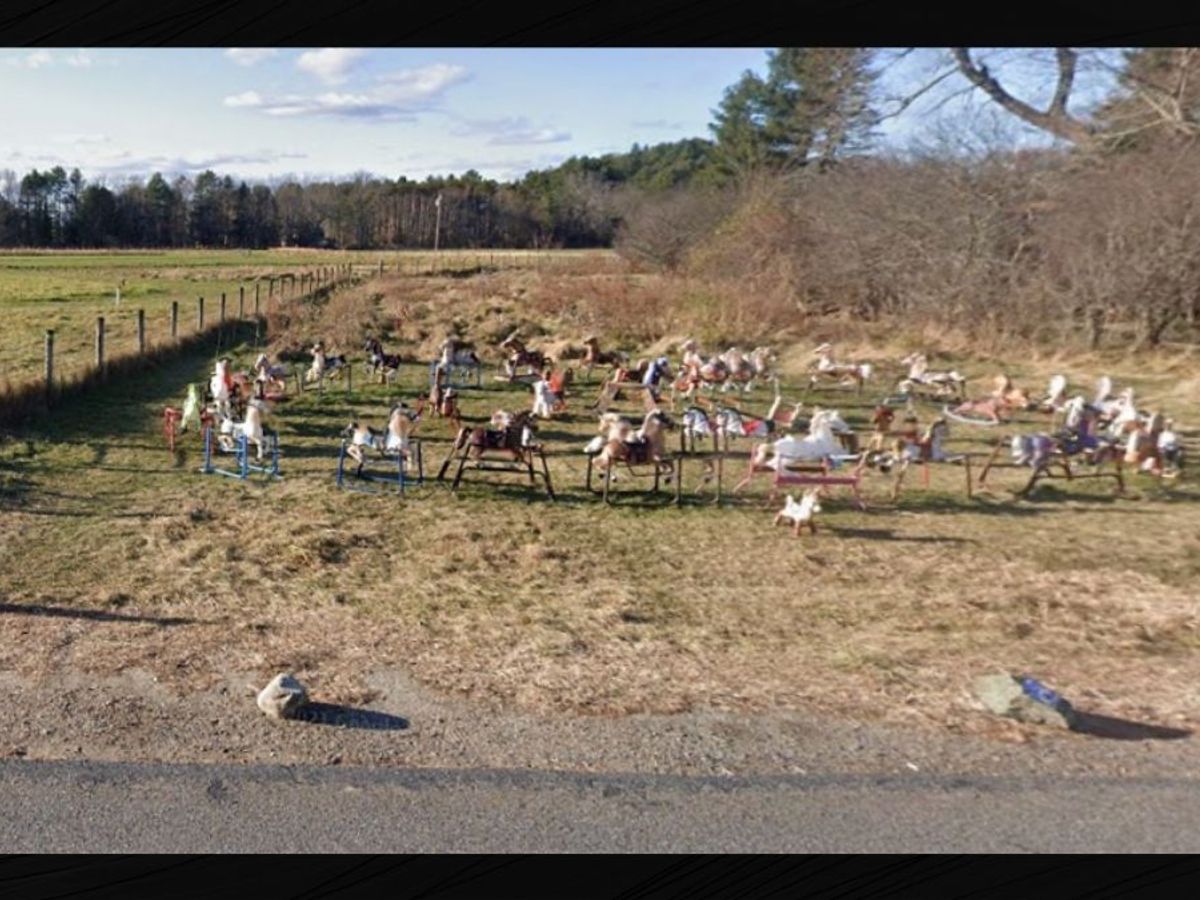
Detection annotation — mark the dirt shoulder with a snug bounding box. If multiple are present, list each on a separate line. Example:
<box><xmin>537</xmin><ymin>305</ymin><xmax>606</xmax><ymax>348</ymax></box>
<box><xmin>1</xmin><ymin>666</ymin><xmax>1196</xmax><ymax>780</ymax></box>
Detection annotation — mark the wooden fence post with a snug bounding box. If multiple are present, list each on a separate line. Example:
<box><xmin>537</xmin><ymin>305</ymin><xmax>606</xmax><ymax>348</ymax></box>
<box><xmin>137</xmin><ymin>308</ymin><xmax>146</xmax><ymax>354</ymax></box>
<box><xmin>171</xmin><ymin>301</ymin><xmax>179</xmax><ymax>339</ymax></box>
<box><xmin>239</xmin><ymin>285</ymin><xmax>245</xmax><ymax>319</ymax></box>
<box><xmin>95</xmin><ymin>316</ymin><xmax>105</xmax><ymax>373</ymax></box>
<box><xmin>44</xmin><ymin>330</ymin><xmax>54</xmax><ymax>401</ymax></box>
<box><xmin>268</xmin><ymin>277</ymin><xmax>275</xmax><ymax>299</ymax></box>
<box><xmin>220</xmin><ymin>292</ymin><xmax>226</xmax><ymax>323</ymax></box>
<box><xmin>254</xmin><ymin>282</ymin><xmax>260</xmax><ymax>316</ymax></box>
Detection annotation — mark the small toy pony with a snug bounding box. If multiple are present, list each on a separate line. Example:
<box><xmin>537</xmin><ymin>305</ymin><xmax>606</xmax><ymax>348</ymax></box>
<box><xmin>774</xmin><ymin>488</ymin><xmax>822</xmax><ymax>537</ymax></box>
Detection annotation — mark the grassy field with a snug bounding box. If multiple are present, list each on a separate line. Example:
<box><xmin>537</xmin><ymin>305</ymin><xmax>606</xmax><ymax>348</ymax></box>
<box><xmin>1</xmin><ymin>255</ymin><xmax>1198</xmax><ymax>744</ymax></box>
<box><xmin>0</xmin><ymin>248</ymin><xmax>617</xmax><ymax>389</ymax></box>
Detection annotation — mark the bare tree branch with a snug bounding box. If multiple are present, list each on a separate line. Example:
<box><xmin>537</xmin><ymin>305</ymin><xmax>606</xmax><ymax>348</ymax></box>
<box><xmin>1049</xmin><ymin>48</ymin><xmax>1077</xmax><ymax>116</ymax></box>
<box><xmin>950</xmin><ymin>47</ymin><xmax>1095</xmax><ymax>144</ymax></box>
<box><xmin>876</xmin><ymin>64</ymin><xmax>959</xmax><ymax>122</ymax></box>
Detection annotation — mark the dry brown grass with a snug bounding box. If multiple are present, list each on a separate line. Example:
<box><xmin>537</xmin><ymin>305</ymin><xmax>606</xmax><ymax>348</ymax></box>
<box><xmin>2</xmin><ymin>262</ymin><xmax>1198</xmax><ymax>741</ymax></box>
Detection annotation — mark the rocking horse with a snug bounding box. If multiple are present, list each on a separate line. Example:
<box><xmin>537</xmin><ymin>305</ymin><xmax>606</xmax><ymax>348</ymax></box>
<box><xmin>807</xmin><ymin>343</ymin><xmax>873</xmax><ymax>394</ymax></box>
<box><xmin>731</xmin><ymin>408</ymin><xmax>857</xmax><ymax>496</ymax></box>
<box><xmin>499</xmin><ymin>330</ymin><xmax>548</xmax><ymax>382</ymax></box>
<box><xmin>437</xmin><ymin>408</ymin><xmax>555</xmax><ymax>499</ymax></box>
<box><xmin>586</xmin><ymin>408</ymin><xmax>677</xmax><ymax>503</ymax></box>
<box><xmin>364</xmin><ymin>338</ymin><xmax>402</xmax><ymax>383</ymax></box>
<box><xmin>594</xmin><ymin>356</ymin><xmax>672</xmax><ymax>414</ymax></box>
<box><xmin>431</xmin><ymin>336</ymin><xmax>483</xmax><ymax>389</ymax></box>
<box><xmin>895</xmin><ymin>352</ymin><xmax>967</xmax><ymax>401</ymax></box>
<box><xmin>977</xmin><ymin>399</ymin><xmax>1125</xmax><ymax>497</ymax></box>
<box><xmin>944</xmin><ymin>374</ymin><xmax>1030</xmax><ymax>426</ymax></box>
<box><xmin>337</xmin><ymin>401</ymin><xmax>425</xmax><ymax>493</ymax></box>
<box><xmin>581</xmin><ymin>336</ymin><xmax>629</xmax><ymax>382</ymax></box>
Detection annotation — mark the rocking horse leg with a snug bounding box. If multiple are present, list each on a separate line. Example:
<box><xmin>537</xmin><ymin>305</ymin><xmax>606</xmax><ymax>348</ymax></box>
<box><xmin>602</xmin><ymin>460</ymin><xmax>613</xmax><ymax>504</ymax></box>
<box><xmin>1019</xmin><ymin>466</ymin><xmax>1042</xmax><ymax>497</ymax></box>
<box><xmin>436</xmin><ymin>445</ymin><xmax>458</xmax><ymax>482</ymax></box>
<box><xmin>978</xmin><ymin>440</ymin><xmax>1004</xmax><ymax>486</ymax></box>
<box><xmin>891</xmin><ymin>459</ymin><xmax>909</xmax><ymax>503</ymax></box>
<box><xmin>451</xmin><ymin>451</ymin><xmax>470</xmax><ymax>492</ymax></box>
<box><xmin>715</xmin><ymin>452</ymin><xmax>724</xmax><ymax>505</ymax></box>
<box><xmin>852</xmin><ymin>480</ymin><xmax>867</xmax><ymax>511</ymax></box>
<box><xmin>540</xmin><ymin>450</ymin><xmax>556</xmax><ymax>501</ymax></box>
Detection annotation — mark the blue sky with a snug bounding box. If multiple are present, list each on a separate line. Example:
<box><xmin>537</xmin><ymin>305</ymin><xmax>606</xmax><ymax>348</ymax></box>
<box><xmin>0</xmin><ymin>47</ymin><xmax>1125</xmax><ymax>185</ymax></box>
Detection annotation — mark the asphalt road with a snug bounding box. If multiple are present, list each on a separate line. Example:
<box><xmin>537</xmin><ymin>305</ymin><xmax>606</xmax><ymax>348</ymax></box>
<box><xmin>3</xmin><ymin>759</ymin><xmax>1200</xmax><ymax>853</ymax></box>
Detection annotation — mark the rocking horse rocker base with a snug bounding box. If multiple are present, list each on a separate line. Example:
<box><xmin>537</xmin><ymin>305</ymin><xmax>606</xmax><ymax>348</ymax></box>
<box><xmin>435</xmin><ymin>421</ymin><xmax>556</xmax><ymax>501</ymax></box>
<box><xmin>769</xmin><ymin>454</ymin><xmax>869</xmax><ymax>510</ymax></box>
<box><xmin>977</xmin><ymin>437</ymin><xmax>1126</xmax><ymax>499</ymax></box>
<box><xmin>201</xmin><ymin>427</ymin><xmax>281</xmax><ymax>482</ymax></box>
<box><xmin>430</xmin><ymin>360</ymin><xmax>483</xmax><ymax>389</ymax></box>
<box><xmin>584</xmin><ymin>447</ymin><xmax>677</xmax><ymax>504</ymax></box>
<box><xmin>336</xmin><ymin>439</ymin><xmax>424</xmax><ymax>495</ymax></box>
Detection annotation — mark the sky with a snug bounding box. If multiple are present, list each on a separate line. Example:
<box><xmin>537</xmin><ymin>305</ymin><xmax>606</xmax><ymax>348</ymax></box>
<box><xmin>0</xmin><ymin>47</ymin><xmax>1126</xmax><ymax>185</ymax></box>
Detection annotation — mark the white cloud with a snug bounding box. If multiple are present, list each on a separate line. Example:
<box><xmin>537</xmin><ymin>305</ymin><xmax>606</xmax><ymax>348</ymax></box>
<box><xmin>5</xmin><ymin>50</ymin><xmax>54</xmax><ymax>69</ymax></box>
<box><xmin>223</xmin><ymin>91</ymin><xmax>264</xmax><ymax>108</ymax></box>
<box><xmin>226</xmin><ymin>48</ymin><xmax>278</xmax><ymax>67</ymax></box>
<box><xmin>222</xmin><ymin>63</ymin><xmax>470</xmax><ymax>120</ymax></box>
<box><xmin>88</xmin><ymin>149</ymin><xmax>308</xmax><ymax>177</ymax></box>
<box><xmin>296</xmin><ymin>48</ymin><xmax>367</xmax><ymax>85</ymax></box>
<box><xmin>451</xmin><ymin>116</ymin><xmax>571</xmax><ymax>146</ymax></box>
<box><xmin>376</xmin><ymin>63</ymin><xmax>470</xmax><ymax>98</ymax></box>
<box><xmin>4</xmin><ymin>49</ymin><xmax>112</xmax><ymax>69</ymax></box>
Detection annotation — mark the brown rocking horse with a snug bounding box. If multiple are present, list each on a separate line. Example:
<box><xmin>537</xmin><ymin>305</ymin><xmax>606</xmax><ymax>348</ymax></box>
<box><xmin>499</xmin><ymin>330</ymin><xmax>548</xmax><ymax>381</ymax></box>
<box><xmin>437</xmin><ymin>408</ymin><xmax>555</xmax><ymax>499</ymax></box>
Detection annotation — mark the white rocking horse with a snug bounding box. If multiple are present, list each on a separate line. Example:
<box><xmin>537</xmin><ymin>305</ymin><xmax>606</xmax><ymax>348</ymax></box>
<box><xmin>809</xmin><ymin>343</ymin><xmax>873</xmax><ymax>393</ymax></box>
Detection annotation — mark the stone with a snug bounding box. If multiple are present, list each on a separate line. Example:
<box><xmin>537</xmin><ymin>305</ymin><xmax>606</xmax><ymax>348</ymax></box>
<box><xmin>972</xmin><ymin>673</ymin><xmax>1078</xmax><ymax>730</ymax></box>
<box><xmin>256</xmin><ymin>673</ymin><xmax>309</xmax><ymax>720</ymax></box>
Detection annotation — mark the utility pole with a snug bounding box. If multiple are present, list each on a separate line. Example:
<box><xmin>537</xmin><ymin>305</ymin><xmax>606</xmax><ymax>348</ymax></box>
<box><xmin>433</xmin><ymin>192</ymin><xmax>442</xmax><ymax>253</ymax></box>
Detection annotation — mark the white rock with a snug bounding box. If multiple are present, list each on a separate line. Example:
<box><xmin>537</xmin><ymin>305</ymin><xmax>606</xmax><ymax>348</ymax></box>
<box><xmin>256</xmin><ymin>673</ymin><xmax>308</xmax><ymax>720</ymax></box>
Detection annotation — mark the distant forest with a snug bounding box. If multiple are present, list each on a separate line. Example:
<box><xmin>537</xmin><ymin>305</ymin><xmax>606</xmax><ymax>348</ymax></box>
<box><xmin>0</xmin><ymin>138</ymin><xmax>717</xmax><ymax>251</ymax></box>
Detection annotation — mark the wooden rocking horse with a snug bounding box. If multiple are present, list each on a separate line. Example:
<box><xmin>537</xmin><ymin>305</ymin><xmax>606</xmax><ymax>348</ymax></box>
<box><xmin>437</xmin><ymin>408</ymin><xmax>555</xmax><ymax>499</ymax></box>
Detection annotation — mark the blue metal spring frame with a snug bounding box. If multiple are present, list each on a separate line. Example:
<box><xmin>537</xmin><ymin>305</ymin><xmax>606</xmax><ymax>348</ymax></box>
<box><xmin>202</xmin><ymin>426</ymin><xmax>281</xmax><ymax>481</ymax></box>
<box><xmin>336</xmin><ymin>439</ymin><xmax>424</xmax><ymax>495</ymax></box>
<box><xmin>429</xmin><ymin>360</ymin><xmax>483</xmax><ymax>389</ymax></box>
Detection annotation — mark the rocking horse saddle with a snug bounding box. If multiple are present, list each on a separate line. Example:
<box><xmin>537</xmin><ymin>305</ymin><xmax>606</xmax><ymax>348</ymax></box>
<box><xmin>622</xmin><ymin>437</ymin><xmax>653</xmax><ymax>465</ymax></box>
